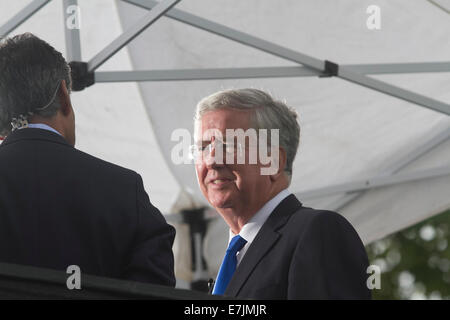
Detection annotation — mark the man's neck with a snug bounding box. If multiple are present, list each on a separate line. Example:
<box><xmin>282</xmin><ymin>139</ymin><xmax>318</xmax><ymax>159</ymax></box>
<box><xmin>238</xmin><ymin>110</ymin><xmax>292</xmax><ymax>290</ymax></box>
<box><xmin>30</xmin><ymin>115</ymin><xmax>65</xmax><ymax>140</ymax></box>
<box><xmin>27</xmin><ymin>123</ymin><xmax>62</xmax><ymax>136</ymax></box>
<box><xmin>218</xmin><ymin>184</ymin><xmax>288</xmax><ymax>234</ymax></box>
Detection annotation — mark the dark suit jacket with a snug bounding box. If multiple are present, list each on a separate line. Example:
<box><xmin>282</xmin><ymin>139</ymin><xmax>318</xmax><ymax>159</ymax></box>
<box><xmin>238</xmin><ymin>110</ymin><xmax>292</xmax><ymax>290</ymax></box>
<box><xmin>225</xmin><ymin>194</ymin><xmax>371</xmax><ymax>299</ymax></box>
<box><xmin>0</xmin><ymin>128</ymin><xmax>175</xmax><ymax>286</ymax></box>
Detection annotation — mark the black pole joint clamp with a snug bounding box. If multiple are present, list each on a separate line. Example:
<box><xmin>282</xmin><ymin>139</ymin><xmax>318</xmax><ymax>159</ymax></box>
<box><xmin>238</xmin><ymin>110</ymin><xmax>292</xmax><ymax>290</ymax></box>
<box><xmin>320</xmin><ymin>60</ymin><xmax>339</xmax><ymax>77</ymax></box>
<box><xmin>69</xmin><ymin>61</ymin><xmax>95</xmax><ymax>91</ymax></box>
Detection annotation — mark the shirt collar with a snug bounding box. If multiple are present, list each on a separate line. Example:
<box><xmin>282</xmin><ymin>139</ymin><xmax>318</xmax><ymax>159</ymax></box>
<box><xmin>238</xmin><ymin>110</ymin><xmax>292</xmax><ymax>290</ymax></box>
<box><xmin>26</xmin><ymin>123</ymin><xmax>62</xmax><ymax>136</ymax></box>
<box><xmin>229</xmin><ymin>188</ymin><xmax>291</xmax><ymax>245</ymax></box>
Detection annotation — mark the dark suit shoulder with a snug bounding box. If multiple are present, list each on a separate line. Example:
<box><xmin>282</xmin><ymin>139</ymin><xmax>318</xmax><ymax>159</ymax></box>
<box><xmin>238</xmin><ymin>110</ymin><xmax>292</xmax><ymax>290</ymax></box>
<box><xmin>283</xmin><ymin>205</ymin><xmax>370</xmax><ymax>299</ymax></box>
<box><xmin>289</xmin><ymin>206</ymin><xmax>354</xmax><ymax>230</ymax></box>
<box><xmin>71</xmin><ymin>147</ymin><xmax>138</xmax><ymax>179</ymax></box>
<box><xmin>290</xmin><ymin>205</ymin><xmax>343</xmax><ymax>220</ymax></box>
<box><xmin>281</xmin><ymin>205</ymin><xmax>363</xmax><ymax>248</ymax></box>
<box><xmin>0</xmin><ymin>129</ymin><xmax>140</xmax><ymax>183</ymax></box>
<box><xmin>279</xmin><ymin>205</ymin><xmax>323</xmax><ymax>230</ymax></box>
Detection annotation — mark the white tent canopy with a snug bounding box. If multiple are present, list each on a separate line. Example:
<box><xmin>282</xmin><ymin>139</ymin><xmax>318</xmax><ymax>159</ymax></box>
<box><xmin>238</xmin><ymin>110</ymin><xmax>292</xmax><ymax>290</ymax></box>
<box><xmin>1</xmin><ymin>0</ymin><xmax>449</xmax><ymax>286</ymax></box>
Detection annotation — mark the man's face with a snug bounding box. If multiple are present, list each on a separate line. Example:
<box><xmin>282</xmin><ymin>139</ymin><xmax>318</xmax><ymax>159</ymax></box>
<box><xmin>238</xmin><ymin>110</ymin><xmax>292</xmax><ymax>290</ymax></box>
<box><xmin>195</xmin><ymin>108</ymin><xmax>272</xmax><ymax>216</ymax></box>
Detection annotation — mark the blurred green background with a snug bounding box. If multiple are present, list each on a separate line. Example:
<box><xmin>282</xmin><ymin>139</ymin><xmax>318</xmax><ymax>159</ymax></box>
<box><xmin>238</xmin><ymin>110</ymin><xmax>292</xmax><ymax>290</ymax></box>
<box><xmin>366</xmin><ymin>208</ymin><xmax>450</xmax><ymax>300</ymax></box>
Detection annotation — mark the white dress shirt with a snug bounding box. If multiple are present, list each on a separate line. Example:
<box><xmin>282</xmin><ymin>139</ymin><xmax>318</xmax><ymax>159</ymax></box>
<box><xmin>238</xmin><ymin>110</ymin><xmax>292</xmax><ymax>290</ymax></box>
<box><xmin>229</xmin><ymin>189</ymin><xmax>291</xmax><ymax>266</ymax></box>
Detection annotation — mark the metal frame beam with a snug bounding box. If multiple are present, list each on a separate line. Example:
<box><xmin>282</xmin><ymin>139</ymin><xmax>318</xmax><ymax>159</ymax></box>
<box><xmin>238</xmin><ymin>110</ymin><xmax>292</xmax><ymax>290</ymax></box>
<box><xmin>296</xmin><ymin>164</ymin><xmax>450</xmax><ymax>200</ymax></box>
<box><xmin>346</xmin><ymin>62</ymin><xmax>450</xmax><ymax>74</ymax></box>
<box><xmin>87</xmin><ymin>0</ymin><xmax>181</xmax><ymax>72</ymax></box>
<box><xmin>338</xmin><ymin>67</ymin><xmax>450</xmax><ymax>115</ymax></box>
<box><xmin>121</xmin><ymin>0</ymin><xmax>323</xmax><ymax>69</ymax></box>
<box><xmin>95</xmin><ymin>67</ymin><xmax>320</xmax><ymax>82</ymax></box>
<box><xmin>298</xmin><ymin>124</ymin><xmax>450</xmax><ymax>208</ymax></box>
<box><xmin>2</xmin><ymin>1</ymin><xmax>448</xmax><ymax>114</ymax></box>
<box><xmin>328</xmin><ymin>124</ymin><xmax>450</xmax><ymax>210</ymax></box>
<box><xmin>122</xmin><ymin>0</ymin><xmax>450</xmax><ymax>116</ymax></box>
<box><xmin>63</xmin><ymin>0</ymin><xmax>82</xmax><ymax>62</ymax></box>
<box><xmin>95</xmin><ymin>62</ymin><xmax>450</xmax><ymax>82</ymax></box>
<box><xmin>0</xmin><ymin>0</ymin><xmax>52</xmax><ymax>38</ymax></box>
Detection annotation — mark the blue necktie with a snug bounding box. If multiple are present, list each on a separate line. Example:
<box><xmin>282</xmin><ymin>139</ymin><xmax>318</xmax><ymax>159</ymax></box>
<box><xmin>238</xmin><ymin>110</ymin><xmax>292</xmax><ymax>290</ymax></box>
<box><xmin>212</xmin><ymin>234</ymin><xmax>247</xmax><ymax>295</ymax></box>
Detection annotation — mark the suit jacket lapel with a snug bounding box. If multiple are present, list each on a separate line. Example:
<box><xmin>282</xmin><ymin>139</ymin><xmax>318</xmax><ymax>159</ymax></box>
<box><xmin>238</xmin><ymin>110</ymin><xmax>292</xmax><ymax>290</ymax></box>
<box><xmin>225</xmin><ymin>194</ymin><xmax>302</xmax><ymax>297</ymax></box>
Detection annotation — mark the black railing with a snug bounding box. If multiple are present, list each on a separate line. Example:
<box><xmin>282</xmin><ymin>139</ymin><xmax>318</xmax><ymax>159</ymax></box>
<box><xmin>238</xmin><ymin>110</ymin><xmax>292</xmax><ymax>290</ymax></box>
<box><xmin>0</xmin><ymin>262</ymin><xmax>221</xmax><ymax>300</ymax></box>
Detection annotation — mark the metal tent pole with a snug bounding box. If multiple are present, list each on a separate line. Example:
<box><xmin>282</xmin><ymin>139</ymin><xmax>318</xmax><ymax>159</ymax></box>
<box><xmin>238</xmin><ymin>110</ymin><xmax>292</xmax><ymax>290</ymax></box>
<box><xmin>0</xmin><ymin>0</ymin><xmax>52</xmax><ymax>38</ymax></box>
<box><xmin>324</xmin><ymin>125</ymin><xmax>450</xmax><ymax>211</ymax></box>
<box><xmin>63</xmin><ymin>0</ymin><xmax>82</xmax><ymax>62</ymax></box>
<box><xmin>94</xmin><ymin>62</ymin><xmax>450</xmax><ymax>83</ymax></box>
<box><xmin>87</xmin><ymin>0</ymin><xmax>181</xmax><ymax>72</ymax></box>
<box><xmin>296</xmin><ymin>165</ymin><xmax>450</xmax><ymax>200</ymax></box>
<box><xmin>122</xmin><ymin>0</ymin><xmax>450</xmax><ymax>116</ymax></box>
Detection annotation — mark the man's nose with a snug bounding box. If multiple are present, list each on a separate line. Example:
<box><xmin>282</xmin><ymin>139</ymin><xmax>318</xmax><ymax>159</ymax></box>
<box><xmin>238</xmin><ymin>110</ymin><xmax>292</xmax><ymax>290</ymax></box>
<box><xmin>204</xmin><ymin>144</ymin><xmax>225</xmax><ymax>168</ymax></box>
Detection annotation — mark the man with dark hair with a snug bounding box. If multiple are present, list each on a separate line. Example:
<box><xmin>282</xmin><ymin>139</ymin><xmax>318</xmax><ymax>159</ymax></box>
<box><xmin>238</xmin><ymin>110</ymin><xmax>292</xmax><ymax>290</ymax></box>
<box><xmin>0</xmin><ymin>33</ymin><xmax>176</xmax><ymax>286</ymax></box>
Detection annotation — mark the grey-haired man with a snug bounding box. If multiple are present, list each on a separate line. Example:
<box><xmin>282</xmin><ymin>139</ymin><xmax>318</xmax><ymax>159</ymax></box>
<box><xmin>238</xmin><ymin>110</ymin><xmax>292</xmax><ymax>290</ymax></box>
<box><xmin>193</xmin><ymin>88</ymin><xmax>371</xmax><ymax>299</ymax></box>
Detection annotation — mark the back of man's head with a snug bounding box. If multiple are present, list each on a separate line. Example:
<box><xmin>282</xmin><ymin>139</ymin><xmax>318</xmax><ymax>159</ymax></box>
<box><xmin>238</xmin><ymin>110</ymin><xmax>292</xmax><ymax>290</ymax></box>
<box><xmin>0</xmin><ymin>33</ymin><xmax>72</xmax><ymax>136</ymax></box>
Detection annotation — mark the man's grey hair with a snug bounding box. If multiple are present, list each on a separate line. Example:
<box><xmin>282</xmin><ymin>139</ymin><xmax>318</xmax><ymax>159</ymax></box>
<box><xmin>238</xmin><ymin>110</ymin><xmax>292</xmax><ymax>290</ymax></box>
<box><xmin>194</xmin><ymin>88</ymin><xmax>300</xmax><ymax>182</ymax></box>
<box><xmin>0</xmin><ymin>33</ymin><xmax>72</xmax><ymax>136</ymax></box>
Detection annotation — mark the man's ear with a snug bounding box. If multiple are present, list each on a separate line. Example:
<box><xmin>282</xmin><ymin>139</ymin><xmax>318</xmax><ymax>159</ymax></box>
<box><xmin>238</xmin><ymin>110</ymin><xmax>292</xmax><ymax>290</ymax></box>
<box><xmin>59</xmin><ymin>80</ymin><xmax>72</xmax><ymax>116</ymax></box>
<box><xmin>269</xmin><ymin>147</ymin><xmax>287</xmax><ymax>182</ymax></box>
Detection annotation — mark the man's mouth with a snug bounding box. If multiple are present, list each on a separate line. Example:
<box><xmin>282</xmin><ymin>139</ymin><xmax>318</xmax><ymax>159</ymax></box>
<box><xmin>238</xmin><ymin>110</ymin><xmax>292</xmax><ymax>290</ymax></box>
<box><xmin>212</xmin><ymin>179</ymin><xmax>230</xmax><ymax>184</ymax></box>
<box><xmin>208</xmin><ymin>178</ymin><xmax>233</xmax><ymax>187</ymax></box>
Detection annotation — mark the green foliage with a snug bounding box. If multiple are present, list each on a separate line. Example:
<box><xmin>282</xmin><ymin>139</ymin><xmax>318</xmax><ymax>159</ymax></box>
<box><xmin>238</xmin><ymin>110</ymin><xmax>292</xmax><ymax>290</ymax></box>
<box><xmin>366</xmin><ymin>209</ymin><xmax>450</xmax><ymax>300</ymax></box>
